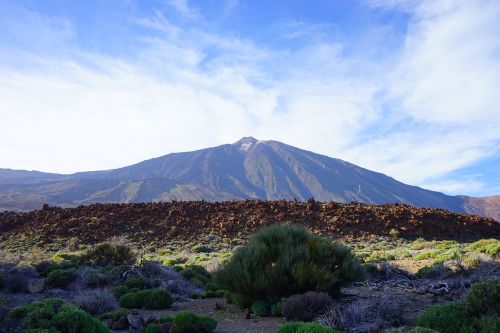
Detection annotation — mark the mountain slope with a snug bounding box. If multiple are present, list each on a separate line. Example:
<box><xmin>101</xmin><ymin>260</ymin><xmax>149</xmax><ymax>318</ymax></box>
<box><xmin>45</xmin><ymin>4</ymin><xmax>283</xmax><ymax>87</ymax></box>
<box><xmin>0</xmin><ymin>137</ymin><xmax>496</xmax><ymax>219</ymax></box>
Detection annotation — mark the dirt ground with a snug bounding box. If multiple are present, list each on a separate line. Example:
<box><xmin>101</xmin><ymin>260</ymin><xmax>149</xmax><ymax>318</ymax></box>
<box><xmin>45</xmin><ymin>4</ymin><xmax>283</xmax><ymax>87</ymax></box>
<box><xmin>124</xmin><ymin>298</ymin><xmax>285</xmax><ymax>333</ymax></box>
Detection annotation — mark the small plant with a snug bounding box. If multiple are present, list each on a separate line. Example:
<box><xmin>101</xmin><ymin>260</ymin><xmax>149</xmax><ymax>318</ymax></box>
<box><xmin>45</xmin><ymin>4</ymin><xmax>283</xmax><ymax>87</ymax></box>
<box><xmin>282</xmin><ymin>292</ymin><xmax>333</xmax><ymax>322</ymax></box>
<box><xmin>98</xmin><ymin>308</ymin><xmax>129</xmax><ymax>321</ymax></box>
<box><xmin>82</xmin><ymin>269</ymin><xmax>109</xmax><ymax>288</ymax></box>
<box><xmin>277</xmin><ymin>321</ymin><xmax>337</xmax><ymax>333</ymax></box>
<box><xmin>9</xmin><ymin>298</ymin><xmax>109</xmax><ymax>333</ymax></box>
<box><xmin>388</xmin><ymin>228</ymin><xmax>400</xmax><ymax>239</ymax></box>
<box><xmin>463</xmin><ymin>280</ymin><xmax>500</xmax><ymax>316</ymax></box>
<box><xmin>124</xmin><ymin>276</ymin><xmax>147</xmax><ymax>289</ymax></box>
<box><xmin>73</xmin><ymin>289</ymin><xmax>119</xmax><ymax>316</ymax></box>
<box><xmin>271</xmin><ymin>302</ymin><xmax>282</xmax><ymax>317</ymax></box>
<box><xmin>80</xmin><ymin>243</ymin><xmax>135</xmax><ymax>266</ymax></box>
<box><xmin>214</xmin><ymin>224</ymin><xmax>363</xmax><ymax>303</ymax></box>
<box><xmin>415</xmin><ymin>263</ymin><xmax>453</xmax><ymax>279</ymax></box>
<box><xmin>172</xmin><ymin>311</ymin><xmax>217</xmax><ymax>333</ymax></box>
<box><xmin>110</xmin><ymin>285</ymin><xmax>129</xmax><ymax>298</ymax></box>
<box><xmin>192</xmin><ymin>245</ymin><xmax>212</xmax><ymax>253</ymax></box>
<box><xmin>118</xmin><ymin>288</ymin><xmax>173</xmax><ymax>310</ymax></box>
<box><xmin>467</xmin><ymin>239</ymin><xmax>500</xmax><ymax>257</ymax></box>
<box><xmin>251</xmin><ymin>300</ymin><xmax>270</xmax><ymax>316</ymax></box>
<box><xmin>45</xmin><ymin>269</ymin><xmax>75</xmax><ymax>288</ymax></box>
<box><xmin>415</xmin><ymin>302</ymin><xmax>474</xmax><ymax>333</ymax></box>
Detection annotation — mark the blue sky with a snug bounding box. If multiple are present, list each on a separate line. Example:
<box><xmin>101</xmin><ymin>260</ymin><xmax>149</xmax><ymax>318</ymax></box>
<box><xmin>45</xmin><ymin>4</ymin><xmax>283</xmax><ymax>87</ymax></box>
<box><xmin>0</xmin><ymin>0</ymin><xmax>499</xmax><ymax>197</ymax></box>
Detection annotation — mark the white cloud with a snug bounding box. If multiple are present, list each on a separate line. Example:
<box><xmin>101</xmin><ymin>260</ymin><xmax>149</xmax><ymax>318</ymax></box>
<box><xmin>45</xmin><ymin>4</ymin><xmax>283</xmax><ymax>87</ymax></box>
<box><xmin>165</xmin><ymin>0</ymin><xmax>200</xmax><ymax>19</ymax></box>
<box><xmin>0</xmin><ymin>0</ymin><xmax>499</xmax><ymax>197</ymax></box>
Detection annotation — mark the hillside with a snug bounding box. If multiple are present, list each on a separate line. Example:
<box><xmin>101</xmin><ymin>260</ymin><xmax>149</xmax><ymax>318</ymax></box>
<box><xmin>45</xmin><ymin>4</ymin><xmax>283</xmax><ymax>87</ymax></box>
<box><xmin>1</xmin><ymin>201</ymin><xmax>498</xmax><ymax>249</ymax></box>
<box><xmin>0</xmin><ymin>137</ymin><xmax>497</xmax><ymax>220</ymax></box>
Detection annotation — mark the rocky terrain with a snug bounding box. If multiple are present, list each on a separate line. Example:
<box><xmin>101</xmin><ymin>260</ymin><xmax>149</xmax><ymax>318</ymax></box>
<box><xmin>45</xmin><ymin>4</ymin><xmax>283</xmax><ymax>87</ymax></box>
<box><xmin>1</xmin><ymin>200</ymin><xmax>499</xmax><ymax>249</ymax></box>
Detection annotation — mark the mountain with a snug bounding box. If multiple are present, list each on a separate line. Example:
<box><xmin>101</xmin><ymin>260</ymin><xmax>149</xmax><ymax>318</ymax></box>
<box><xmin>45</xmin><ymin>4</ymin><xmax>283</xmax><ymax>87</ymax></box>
<box><xmin>0</xmin><ymin>137</ymin><xmax>497</xmax><ymax>220</ymax></box>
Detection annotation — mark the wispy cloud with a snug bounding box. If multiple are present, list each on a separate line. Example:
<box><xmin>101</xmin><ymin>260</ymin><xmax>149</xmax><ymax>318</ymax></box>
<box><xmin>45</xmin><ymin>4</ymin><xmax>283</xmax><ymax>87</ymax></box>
<box><xmin>0</xmin><ymin>0</ymin><xmax>499</xmax><ymax>196</ymax></box>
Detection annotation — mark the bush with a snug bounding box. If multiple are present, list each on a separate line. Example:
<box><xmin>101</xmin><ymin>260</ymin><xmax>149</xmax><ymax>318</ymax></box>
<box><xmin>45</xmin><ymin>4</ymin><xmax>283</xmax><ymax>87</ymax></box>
<box><xmin>9</xmin><ymin>298</ymin><xmax>109</xmax><ymax>333</ymax></box>
<box><xmin>277</xmin><ymin>322</ymin><xmax>337</xmax><ymax>333</ymax></box>
<box><xmin>110</xmin><ymin>285</ymin><xmax>129</xmax><ymax>298</ymax></box>
<box><xmin>463</xmin><ymin>280</ymin><xmax>500</xmax><ymax>316</ymax></box>
<box><xmin>467</xmin><ymin>239</ymin><xmax>500</xmax><ymax>257</ymax></box>
<box><xmin>80</xmin><ymin>243</ymin><xmax>135</xmax><ymax>266</ymax></box>
<box><xmin>45</xmin><ymin>269</ymin><xmax>75</xmax><ymax>288</ymax></box>
<box><xmin>415</xmin><ymin>263</ymin><xmax>453</xmax><ymax>279</ymax></box>
<box><xmin>385</xmin><ymin>327</ymin><xmax>439</xmax><ymax>333</ymax></box>
<box><xmin>272</xmin><ymin>302</ymin><xmax>282</xmax><ymax>317</ymax></box>
<box><xmin>118</xmin><ymin>288</ymin><xmax>173</xmax><ymax>309</ymax></box>
<box><xmin>214</xmin><ymin>224</ymin><xmax>363</xmax><ymax>303</ymax></box>
<box><xmin>4</xmin><ymin>266</ymin><xmax>36</xmax><ymax>292</ymax></box>
<box><xmin>282</xmin><ymin>292</ymin><xmax>333</xmax><ymax>322</ymax></box>
<box><xmin>172</xmin><ymin>311</ymin><xmax>217</xmax><ymax>333</ymax></box>
<box><xmin>251</xmin><ymin>300</ymin><xmax>270</xmax><ymax>316</ymax></box>
<box><xmin>124</xmin><ymin>276</ymin><xmax>147</xmax><ymax>290</ymax></box>
<box><xmin>143</xmin><ymin>288</ymin><xmax>174</xmax><ymax>310</ymax></box>
<box><xmin>415</xmin><ymin>302</ymin><xmax>475</xmax><ymax>333</ymax></box>
<box><xmin>73</xmin><ymin>288</ymin><xmax>119</xmax><ymax>316</ymax></box>
<box><xmin>223</xmin><ymin>291</ymin><xmax>249</xmax><ymax>309</ymax></box>
<box><xmin>82</xmin><ymin>269</ymin><xmax>109</xmax><ymax>288</ymax></box>
<box><xmin>192</xmin><ymin>245</ymin><xmax>212</xmax><ymax>253</ymax></box>
<box><xmin>98</xmin><ymin>308</ymin><xmax>129</xmax><ymax>321</ymax></box>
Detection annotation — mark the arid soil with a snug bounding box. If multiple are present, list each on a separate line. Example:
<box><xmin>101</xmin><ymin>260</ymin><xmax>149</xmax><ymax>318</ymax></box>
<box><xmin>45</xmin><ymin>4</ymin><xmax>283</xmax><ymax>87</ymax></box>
<box><xmin>1</xmin><ymin>200</ymin><xmax>499</xmax><ymax>248</ymax></box>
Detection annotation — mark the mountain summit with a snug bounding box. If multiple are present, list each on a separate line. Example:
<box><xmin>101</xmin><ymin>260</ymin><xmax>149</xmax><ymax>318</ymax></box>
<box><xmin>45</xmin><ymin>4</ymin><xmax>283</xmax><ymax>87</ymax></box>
<box><xmin>0</xmin><ymin>137</ymin><xmax>497</xmax><ymax>220</ymax></box>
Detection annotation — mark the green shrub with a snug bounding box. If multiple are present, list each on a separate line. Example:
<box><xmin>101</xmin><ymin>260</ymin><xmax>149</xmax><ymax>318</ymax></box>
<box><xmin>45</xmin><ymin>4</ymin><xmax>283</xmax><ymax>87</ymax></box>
<box><xmin>463</xmin><ymin>280</ymin><xmax>500</xmax><ymax>316</ymax></box>
<box><xmin>251</xmin><ymin>300</ymin><xmax>270</xmax><ymax>316</ymax></box>
<box><xmin>192</xmin><ymin>245</ymin><xmax>212</xmax><ymax>253</ymax></box>
<box><xmin>52</xmin><ymin>252</ymin><xmax>80</xmax><ymax>265</ymax></box>
<box><xmin>223</xmin><ymin>291</ymin><xmax>249</xmax><ymax>309</ymax></box>
<box><xmin>118</xmin><ymin>288</ymin><xmax>173</xmax><ymax>309</ymax></box>
<box><xmin>415</xmin><ymin>302</ymin><xmax>475</xmax><ymax>333</ymax></box>
<box><xmin>143</xmin><ymin>288</ymin><xmax>173</xmax><ymax>310</ymax></box>
<box><xmin>271</xmin><ymin>302</ymin><xmax>282</xmax><ymax>317</ymax></box>
<box><xmin>124</xmin><ymin>276</ymin><xmax>147</xmax><ymax>290</ymax></box>
<box><xmin>45</xmin><ymin>269</ymin><xmax>75</xmax><ymax>288</ymax></box>
<box><xmin>118</xmin><ymin>290</ymin><xmax>144</xmax><ymax>308</ymax></box>
<box><xmin>277</xmin><ymin>322</ymin><xmax>336</xmax><ymax>333</ymax></box>
<box><xmin>110</xmin><ymin>285</ymin><xmax>129</xmax><ymax>298</ymax></box>
<box><xmin>277</xmin><ymin>322</ymin><xmax>302</xmax><ymax>333</ymax></box>
<box><xmin>9</xmin><ymin>298</ymin><xmax>109</xmax><ymax>333</ymax></box>
<box><xmin>467</xmin><ymin>239</ymin><xmax>500</xmax><ymax>257</ymax></box>
<box><xmin>415</xmin><ymin>263</ymin><xmax>453</xmax><ymax>279</ymax></box>
<box><xmin>415</xmin><ymin>250</ymin><xmax>440</xmax><ymax>261</ymax></box>
<box><xmin>80</xmin><ymin>243</ymin><xmax>135</xmax><ymax>266</ymax></box>
<box><xmin>98</xmin><ymin>308</ymin><xmax>129</xmax><ymax>321</ymax></box>
<box><xmin>172</xmin><ymin>311</ymin><xmax>217</xmax><ymax>333</ymax></box>
<box><xmin>475</xmin><ymin>316</ymin><xmax>500</xmax><ymax>333</ymax></box>
<box><xmin>214</xmin><ymin>224</ymin><xmax>363</xmax><ymax>303</ymax></box>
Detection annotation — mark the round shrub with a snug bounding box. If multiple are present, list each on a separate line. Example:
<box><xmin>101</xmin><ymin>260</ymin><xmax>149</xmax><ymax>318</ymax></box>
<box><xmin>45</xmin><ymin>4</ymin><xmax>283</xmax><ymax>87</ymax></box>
<box><xmin>271</xmin><ymin>302</ymin><xmax>282</xmax><ymax>317</ymax></box>
<box><xmin>214</xmin><ymin>224</ymin><xmax>363</xmax><ymax>303</ymax></box>
<box><xmin>171</xmin><ymin>311</ymin><xmax>217</xmax><ymax>333</ymax></box>
<box><xmin>172</xmin><ymin>311</ymin><xmax>201</xmax><ymax>332</ymax></box>
<box><xmin>124</xmin><ymin>276</ymin><xmax>147</xmax><ymax>290</ymax></box>
<box><xmin>111</xmin><ymin>285</ymin><xmax>129</xmax><ymax>299</ymax></box>
<box><xmin>251</xmin><ymin>300</ymin><xmax>270</xmax><ymax>316</ymax></box>
<box><xmin>463</xmin><ymin>280</ymin><xmax>500</xmax><ymax>316</ymax></box>
<box><xmin>80</xmin><ymin>243</ymin><xmax>135</xmax><ymax>266</ymax></box>
<box><xmin>277</xmin><ymin>322</ymin><xmax>302</xmax><ymax>333</ymax></box>
<box><xmin>118</xmin><ymin>291</ymin><xmax>144</xmax><ymax>309</ymax></box>
<box><xmin>45</xmin><ymin>269</ymin><xmax>75</xmax><ymax>288</ymax></box>
<box><xmin>415</xmin><ymin>302</ymin><xmax>475</xmax><ymax>333</ymax></box>
<box><xmin>277</xmin><ymin>322</ymin><xmax>337</xmax><ymax>333</ymax></box>
<box><xmin>9</xmin><ymin>298</ymin><xmax>109</xmax><ymax>333</ymax></box>
<box><xmin>143</xmin><ymin>288</ymin><xmax>173</xmax><ymax>310</ymax></box>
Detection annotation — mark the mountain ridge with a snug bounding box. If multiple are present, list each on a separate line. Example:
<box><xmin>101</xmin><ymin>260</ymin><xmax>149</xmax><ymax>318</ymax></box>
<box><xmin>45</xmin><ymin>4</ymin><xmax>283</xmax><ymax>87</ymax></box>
<box><xmin>0</xmin><ymin>137</ymin><xmax>497</xmax><ymax>221</ymax></box>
